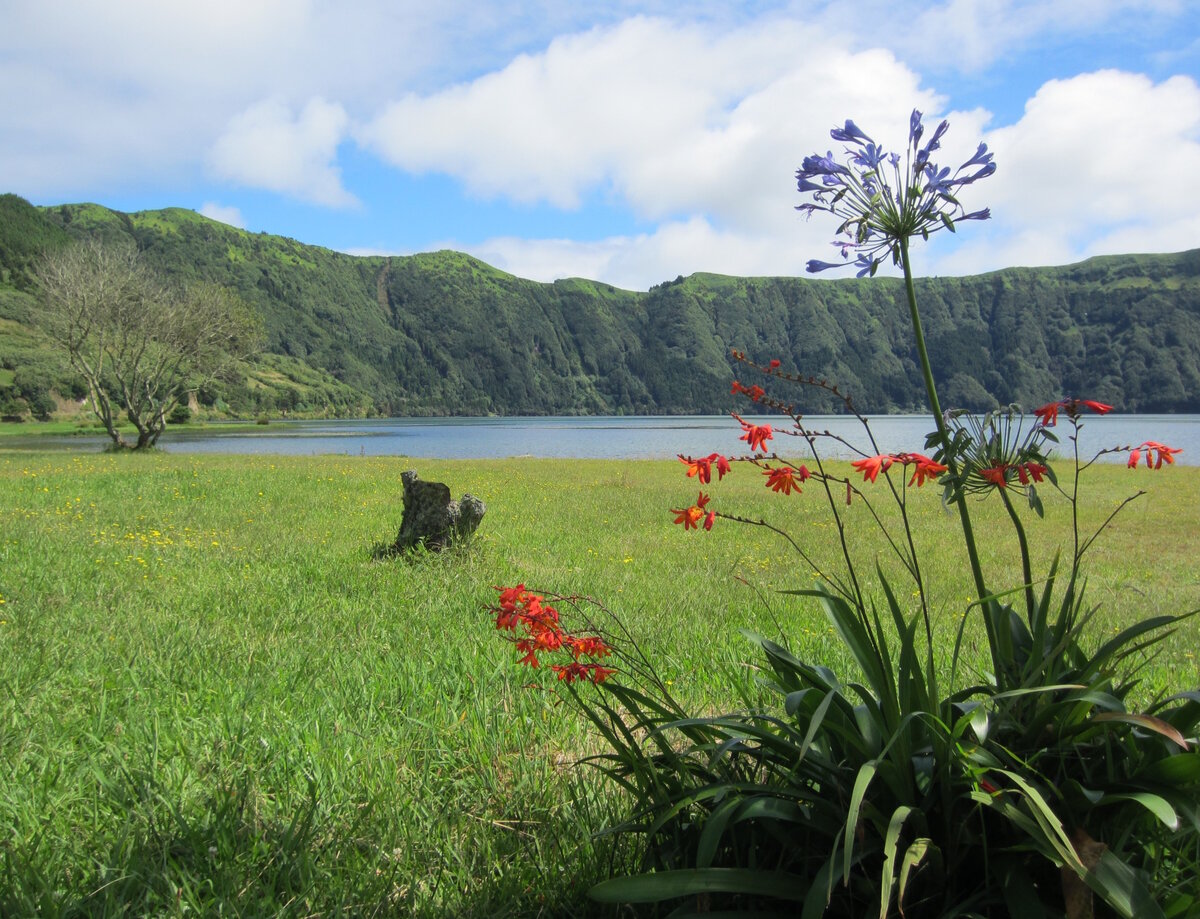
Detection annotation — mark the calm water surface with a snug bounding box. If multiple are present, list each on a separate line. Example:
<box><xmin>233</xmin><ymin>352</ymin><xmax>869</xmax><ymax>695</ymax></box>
<box><xmin>9</xmin><ymin>414</ymin><xmax>1195</xmax><ymax>464</ymax></box>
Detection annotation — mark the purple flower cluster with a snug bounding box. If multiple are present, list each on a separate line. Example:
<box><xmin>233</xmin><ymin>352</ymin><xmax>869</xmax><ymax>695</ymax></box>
<box><xmin>796</xmin><ymin>110</ymin><xmax>994</xmax><ymax>276</ymax></box>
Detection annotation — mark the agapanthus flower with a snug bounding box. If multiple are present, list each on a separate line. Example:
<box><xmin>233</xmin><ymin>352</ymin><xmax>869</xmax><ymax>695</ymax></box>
<box><xmin>796</xmin><ymin>110</ymin><xmax>993</xmax><ymax>277</ymax></box>
<box><xmin>1128</xmin><ymin>441</ymin><xmax>1182</xmax><ymax>469</ymax></box>
<box><xmin>1033</xmin><ymin>398</ymin><xmax>1113</xmax><ymax>427</ymax></box>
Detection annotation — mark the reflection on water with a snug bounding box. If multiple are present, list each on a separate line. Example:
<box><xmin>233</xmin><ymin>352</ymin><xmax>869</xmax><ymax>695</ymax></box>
<box><xmin>4</xmin><ymin>414</ymin><xmax>1198</xmax><ymax>464</ymax></box>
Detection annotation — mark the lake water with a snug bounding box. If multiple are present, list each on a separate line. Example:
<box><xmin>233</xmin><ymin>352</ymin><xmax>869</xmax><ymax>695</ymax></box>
<box><xmin>7</xmin><ymin>414</ymin><xmax>1196</xmax><ymax>464</ymax></box>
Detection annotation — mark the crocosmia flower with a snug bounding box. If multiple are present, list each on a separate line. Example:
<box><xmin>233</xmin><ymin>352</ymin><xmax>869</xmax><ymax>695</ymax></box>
<box><xmin>671</xmin><ymin>491</ymin><xmax>711</xmax><ymax>530</ymax></box>
<box><xmin>853</xmin><ymin>452</ymin><xmax>946</xmax><ymax>486</ymax></box>
<box><xmin>737</xmin><ymin>419</ymin><xmax>773</xmax><ymax>453</ymax></box>
<box><xmin>1128</xmin><ymin>441</ymin><xmax>1182</xmax><ymax>469</ymax></box>
<box><xmin>763</xmin><ymin>465</ymin><xmax>809</xmax><ymax>495</ymax></box>
<box><xmin>899</xmin><ymin>453</ymin><xmax>948</xmax><ymax>487</ymax></box>
<box><xmin>678</xmin><ymin>453</ymin><xmax>731</xmax><ymax>484</ymax></box>
<box><xmin>1033</xmin><ymin>398</ymin><xmax>1113</xmax><ymax>427</ymax></box>
<box><xmin>796</xmin><ymin>110</ymin><xmax>993</xmax><ymax>277</ymax></box>
<box><xmin>851</xmin><ymin>454</ymin><xmax>895</xmax><ymax>483</ymax></box>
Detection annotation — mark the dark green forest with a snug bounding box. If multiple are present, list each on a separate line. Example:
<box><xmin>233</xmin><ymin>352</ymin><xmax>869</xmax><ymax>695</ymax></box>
<box><xmin>2</xmin><ymin>192</ymin><xmax>1198</xmax><ymax>419</ymax></box>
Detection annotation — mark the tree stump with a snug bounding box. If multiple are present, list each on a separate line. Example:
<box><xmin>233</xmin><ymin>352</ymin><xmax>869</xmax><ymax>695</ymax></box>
<box><xmin>387</xmin><ymin>470</ymin><xmax>486</xmax><ymax>553</ymax></box>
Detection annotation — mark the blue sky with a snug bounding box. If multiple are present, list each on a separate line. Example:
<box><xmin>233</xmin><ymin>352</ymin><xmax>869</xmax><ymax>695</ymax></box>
<box><xmin>3</xmin><ymin>1</ymin><xmax>1198</xmax><ymax>290</ymax></box>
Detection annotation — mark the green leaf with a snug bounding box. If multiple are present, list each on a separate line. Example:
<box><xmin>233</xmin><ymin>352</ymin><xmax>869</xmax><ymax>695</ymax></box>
<box><xmin>843</xmin><ymin>760</ymin><xmax>877</xmax><ymax>884</ymax></box>
<box><xmin>696</xmin><ymin>796</ymin><xmax>810</xmax><ymax>868</ymax></box>
<box><xmin>1098</xmin><ymin>792</ymin><xmax>1179</xmax><ymax>830</ymax></box>
<box><xmin>1092</xmin><ymin>712</ymin><xmax>1189</xmax><ymax>749</ymax></box>
<box><xmin>896</xmin><ymin>838</ymin><xmax>934</xmax><ymax>914</ymax></box>
<box><xmin>878</xmin><ymin>805</ymin><xmax>915</xmax><ymax>918</ymax></box>
<box><xmin>1135</xmin><ymin>752</ymin><xmax>1200</xmax><ymax>786</ymax></box>
<box><xmin>590</xmin><ymin>868</ymin><xmax>808</xmax><ymax>904</ymax></box>
<box><xmin>1082</xmin><ymin>849</ymin><xmax>1165</xmax><ymax>919</ymax></box>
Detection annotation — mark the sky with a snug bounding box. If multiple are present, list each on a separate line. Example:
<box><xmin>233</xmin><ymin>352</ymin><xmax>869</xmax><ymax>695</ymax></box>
<box><xmin>3</xmin><ymin>0</ymin><xmax>1198</xmax><ymax>291</ymax></box>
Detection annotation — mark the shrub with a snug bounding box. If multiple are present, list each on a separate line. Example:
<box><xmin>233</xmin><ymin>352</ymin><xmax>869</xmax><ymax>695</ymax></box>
<box><xmin>487</xmin><ymin>111</ymin><xmax>1200</xmax><ymax>917</ymax></box>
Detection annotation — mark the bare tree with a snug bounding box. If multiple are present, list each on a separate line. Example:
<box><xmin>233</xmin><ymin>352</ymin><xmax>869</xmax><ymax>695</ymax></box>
<box><xmin>36</xmin><ymin>239</ymin><xmax>262</xmax><ymax>449</ymax></box>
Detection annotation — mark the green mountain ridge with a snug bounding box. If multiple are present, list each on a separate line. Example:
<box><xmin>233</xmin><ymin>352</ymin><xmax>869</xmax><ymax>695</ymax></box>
<box><xmin>2</xmin><ymin>192</ymin><xmax>1199</xmax><ymax>419</ymax></box>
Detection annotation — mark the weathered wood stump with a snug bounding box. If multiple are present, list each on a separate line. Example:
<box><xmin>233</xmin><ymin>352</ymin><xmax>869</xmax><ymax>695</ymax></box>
<box><xmin>387</xmin><ymin>470</ymin><xmax>486</xmax><ymax>552</ymax></box>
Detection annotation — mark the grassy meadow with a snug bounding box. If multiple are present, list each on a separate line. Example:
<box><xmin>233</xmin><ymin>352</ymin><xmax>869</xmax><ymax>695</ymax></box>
<box><xmin>1</xmin><ymin>447</ymin><xmax>1198</xmax><ymax>916</ymax></box>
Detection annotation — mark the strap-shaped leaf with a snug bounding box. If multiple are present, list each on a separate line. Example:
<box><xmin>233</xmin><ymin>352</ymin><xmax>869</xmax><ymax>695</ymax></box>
<box><xmin>1098</xmin><ymin>792</ymin><xmax>1179</xmax><ymax>830</ymax></box>
<box><xmin>590</xmin><ymin>867</ymin><xmax>808</xmax><ymax>904</ymax></box>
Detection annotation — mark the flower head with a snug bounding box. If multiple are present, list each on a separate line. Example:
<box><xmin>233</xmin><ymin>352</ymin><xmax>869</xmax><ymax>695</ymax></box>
<box><xmin>796</xmin><ymin>110</ymin><xmax>993</xmax><ymax>277</ymax></box>
<box><xmin>671</xmin><ymin>491</ymin><xmax>711</xmax><ymax>530</ymax></box>
<box><xmin>763</xmin><ymin>464</ymin><xmax>810</xmax><ymax>495</ymax></box>
<box><xmin>1033</xmin><ymin>398</ymin><xmax>1113</xmax><ymax>427</ymax></box>
<box><xmin>1128</xmin><ymin>441</ymin><xmax>1182</xmax><ymax>469</ymax></box>
<box><xmin>899</xmin><ymin>453</ymin><xmax>948</xmax><ymax>487</ymax></box>
<box><xmin>851</xmin><ymin>454</ymin><xmax>895</xmax><ymax>483</ymax></box>
<box><xmin>737</xmin><ymin>418</ymin><xmax>773</xmax><ymax>453</ymax></box>
<box><xmin>678</xmin><ymin>453</ymin><xmax>730</xmax><ymax>484</ymax></box>
<box><xmin>853</xmin><ymin>453</ymin><xmax>946</xmax><ymax>486</ymax></box>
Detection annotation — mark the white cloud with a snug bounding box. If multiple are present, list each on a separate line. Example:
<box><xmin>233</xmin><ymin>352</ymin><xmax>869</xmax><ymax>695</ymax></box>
<box><xmin>198</xmin><ymin>202</ymin><xmax>246</xmax><ymax>228</ymax></box>
<box><xmin>809</xmin><ymin>0</ymin><xmax>1187</xmax><ymax>73</ymax></box>
<box><xmin>2</xmin><ymin>1</ymin><xmax>1197</xmax><ymax>287</ymax></box>
<box><xmin>208</xmin><ymin>98</ymin><xmax>357</xmax><ymax>208</ymax></box>
<box><xmin>466</xmin><ymin>216</ymin><xmax>824</xmax><ymax>290</ymax></box>
<box><xmin>359</xmin><ymin>16</ymin><xmax>940</xmax><ymax>229</ymax></box>
<box><xmin>929</xmin><ymin>70</ymin><xmax>1200</xmax><ymax>275</ymax></box>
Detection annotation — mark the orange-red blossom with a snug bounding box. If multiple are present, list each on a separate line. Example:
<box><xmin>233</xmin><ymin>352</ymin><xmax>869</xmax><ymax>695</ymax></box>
<box><xmin>678</xmin><ymin>452</ymin><xmax>731</xmax><ymax>484</ymax></box>
<box><xmin>672</xmin><ymin>491</ymin><xmax>715</xmax><ymax>531</ymax></box>
<box><xmin>1128</xmin><ymin>441</ymin><xmax>1182</xmax><ymax>469</ymax></box>
<box><xmin>977</xmin><ymin>461</ymin><xmax>1051</xmax><ymax>488</ymax></box>
<box><xmin>851</xmin><ymin>452</ymin><xmax>947</xmax><ymax>486</ymax></box>
<box><xmin>763</xmin><ymin>464</ymin><xmax>811</xmax><ymax>495</ymax></box>
<box><xmin>491</xmin><ymin>585</ymin><xmax>615</xmax><ymax>683</ymax></box>
<box><xmin>1034</xmin><ymin>398</ymin><xmax>1113</xmax><ymax>427</ymax></box>
<box><xmin>732</xmin><ymin>413</ymin><xmax>773</xmax><ymax>453</ymax></box>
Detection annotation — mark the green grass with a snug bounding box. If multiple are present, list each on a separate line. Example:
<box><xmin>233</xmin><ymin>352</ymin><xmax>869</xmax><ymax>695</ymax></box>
<box><xmin>1</xmin><ymin>451</ymin><xmax>1197</xmax><ymax>916</ymax></box>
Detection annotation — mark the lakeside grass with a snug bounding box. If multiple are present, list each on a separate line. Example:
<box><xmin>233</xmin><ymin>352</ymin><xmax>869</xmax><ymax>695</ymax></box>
<box><xmin>1</xmin><ymin>450</ymin><xmax>1197</xmax><ymax>916</ymax></box>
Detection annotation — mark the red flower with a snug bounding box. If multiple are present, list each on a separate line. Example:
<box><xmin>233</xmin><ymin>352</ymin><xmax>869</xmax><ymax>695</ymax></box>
<box><xmin>763</xmin><ymin>465</ymin><xmax>808</xmax><ymax>495</ymax></box>
<box><xmin>1128</xmin><ymin>441</ymin><xmax>1182</xmax><ymax>469</ymax></box>
<box><xmin>739</xmin><ymin>420</ymin><xmax>773</xmax><ymax>452</ymax></box>
<box><xmin>1016</xmin><ymin>462</ymin><xmax>1048</xmax><ymax>485</ymax></box>
<box><xmin>1034</xmin><ymin>398</ymin><xmax>1113</xmax><ymax>427</ymax></box>
<box><xmin>745</xmin><ymin>384</ymin><xmax>766</xmax><ymax>402</ymax></box>
<box><xmin>979</xmin><ymin>463</ymin><xmax>1009</xmax><ymax>487</ymax></box>
<box><xmin>672</xmin><ymin>491</ymin><xmax>711</xmax><ymax>530</ymax></box>
<box><xmin>679</xmin><ymin>452</ymin><xmax>732</xmax><ymax>483</ymax></box>
<box><xmin>898</xmin><ymin>453</ymin><xmax>947</xmax><ymax>487</ymax></box>
<box><xmin>851</xmin><ymin>454</ymin><xmax>894</xmax><ymax>483</ymax></box>
<box><xmin>565</xmin><ymin>634</ymin><xmax>612</xmax><ymax>659</ymax></box>
<box><xmin>679</xmin><ymin>454</ymin><xmax>713</xmax><ymax>484</ymax></box>
<box><xmin>551</xmin><ymin>663</ymin><xmax>617</xmax><ymax>684</ymax></box>
<box><xmin>703</xmin><ymin>510</ymin><xmax>716</xmax><ymax>531</ymax></box>
<box><xmin>768</xmin><ymin>359</ymin><xmax>781</xmax><ymax>369</ymax></box>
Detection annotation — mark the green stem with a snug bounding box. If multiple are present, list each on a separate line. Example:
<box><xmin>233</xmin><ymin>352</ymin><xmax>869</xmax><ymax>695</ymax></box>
<box><xmin>998</xmin><ymin>487</ymin><xmax>1036</xmax><ymax>623</ymax></box>
<box><xmin>898</xmin><ymin>236</ymin><xmax>988</xmax><ymax>604</ymax></box>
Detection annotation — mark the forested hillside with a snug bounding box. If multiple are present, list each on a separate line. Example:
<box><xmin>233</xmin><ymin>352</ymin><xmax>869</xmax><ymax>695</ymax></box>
<box><xmin>2</xmin><ymin>193</ymin><xmax>1198</xmax><ymax>419</ymax></box>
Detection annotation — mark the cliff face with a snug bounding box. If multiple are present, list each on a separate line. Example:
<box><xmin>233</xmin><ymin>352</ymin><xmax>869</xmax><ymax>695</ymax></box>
<box><xmin>4</xmin><ymin>195</ymin><xmax>1199</xmax><ymax>417</ymax></box>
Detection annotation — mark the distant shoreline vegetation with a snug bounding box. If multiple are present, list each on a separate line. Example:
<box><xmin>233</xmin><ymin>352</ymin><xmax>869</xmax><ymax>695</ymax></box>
<box><xmin>3</xmin><ymin>194</ymin><xmax>1199</xmax><ymax>423</ymax></box>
